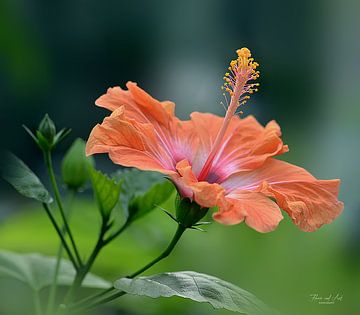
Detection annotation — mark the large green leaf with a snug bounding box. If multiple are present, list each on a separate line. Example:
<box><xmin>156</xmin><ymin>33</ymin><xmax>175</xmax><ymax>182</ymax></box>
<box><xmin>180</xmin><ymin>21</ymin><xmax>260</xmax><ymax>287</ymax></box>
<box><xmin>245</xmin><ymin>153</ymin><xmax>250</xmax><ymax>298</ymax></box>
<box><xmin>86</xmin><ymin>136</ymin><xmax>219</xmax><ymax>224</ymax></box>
<box><xmin>114</xmin><ymin>169</ymin><xmax>174</xmax><ymax>222</ymax></box>
<box><xmin>114</xmin><ymin>271</ymin><xmax>275</xmax><ymax>315</ymax></box>
<box><xmin>89</xmin><ymin>167</ymin><xmax>121</xmax><ymax>218</ymax></box>
<box><xmin>0</xmin><ymin>151</ymin><xmax>52</xmax><ymax>203</ymax></box>
<box><xmin>0</xmin><ymin>250</ymin><xmax>110</xmax><ymax>292</ymax></box>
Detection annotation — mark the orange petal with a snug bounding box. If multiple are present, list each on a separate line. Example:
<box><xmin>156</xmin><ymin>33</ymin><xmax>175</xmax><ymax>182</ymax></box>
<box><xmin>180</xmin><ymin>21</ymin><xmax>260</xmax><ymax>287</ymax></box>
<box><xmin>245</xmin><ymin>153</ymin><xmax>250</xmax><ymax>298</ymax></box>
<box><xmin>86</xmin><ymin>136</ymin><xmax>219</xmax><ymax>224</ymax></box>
<box><xmin>108</xmin><ymin>147</ymin><xmax>175</xmax><ymax>175</ymax></box>
<box><xmin>189</xmin><ymin>113</ymin><xmax>288</xmax><ymax>180</ymax></box>
<box><xmin>86</xmin><ymin>104</ymin><xmax>176</xmax><ymax>174</ymax></box>
<box><xmin>86</xmin><ymin>107</ymin><xmax>145</xmax><ymax>154</ymax></box>
<box><xmin>212</xmin><ymin>117</ymin><xmax>288</xmax><ymax>180</ymax></box>
<box><xmin>213</xmin><ymin>191</ymin><xmax>283</xmax><ymax>233</ymax></box>
<box><xmin>95</xmin><ymin>82</ymin><xmax>176</xmax><ymax>125</ymax></box>
<box><xmin>173</xmin><ymin>160</ymin><xmax>225</xmax><ymax>208</ymax></box>
<box><xmin>265</xmin><ymin>179</ymin><xmax>343</xmax><ymax>232</ymax></box>
<box><xmin>222</xmin><ymin>159</ymin><xmax>343</xmax><ymax>232</ymax></box>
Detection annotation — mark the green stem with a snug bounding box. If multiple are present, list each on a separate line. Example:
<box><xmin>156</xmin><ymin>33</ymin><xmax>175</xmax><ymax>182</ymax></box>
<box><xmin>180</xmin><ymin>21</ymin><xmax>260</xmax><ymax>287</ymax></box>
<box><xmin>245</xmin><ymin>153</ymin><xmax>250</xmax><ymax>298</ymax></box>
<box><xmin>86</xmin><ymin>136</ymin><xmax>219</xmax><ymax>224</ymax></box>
<box><xmin>63</xmin><ymin>218</ymin><xmax>110</xmax><ymax>305</ymax></box>
<box><xmin>43</xmin><ymin>150</ymin><xmax>82</xmax><ymax>267</ymax></box>
<box><xmin>128</xmin><ymin>224</ymin><xmax>186</xmax><ymax>278</ymax></box>
<box><xmin>76</xmin><ymin>291</ymin><xmax>126</xmax><ymax>311</ymax></box>
<box><xmin>103</xmin><ymin>220</ymin><xmax>130</xmax><ymax>245</ymax></box>
<box><xmin>69</xmin><ymin>287</ymin><xmax>114</xmax><ymax>310</ymax></box>
<box><xmin>68</xmin><ymin>221</ymin><xmax>131</xmax><ymax>310</ymax></box>
<box><xmin>47</xmin><ymin>190</ymin><xmax>77</xmax><ymax>315</ymax></box>
<box><xmin>73</xmin><ymin>224</ymin><xmax>186</xmax><ymax>312</ymax></box>
<box><xmin>42</xmin><ymin>203</ymin><xmax>78</xmax><ymax>269</ymax></box>
<box><xmin>33</xmin><ymin>291</ymin><xmax>43</xmax><ymax>315</ymax></box>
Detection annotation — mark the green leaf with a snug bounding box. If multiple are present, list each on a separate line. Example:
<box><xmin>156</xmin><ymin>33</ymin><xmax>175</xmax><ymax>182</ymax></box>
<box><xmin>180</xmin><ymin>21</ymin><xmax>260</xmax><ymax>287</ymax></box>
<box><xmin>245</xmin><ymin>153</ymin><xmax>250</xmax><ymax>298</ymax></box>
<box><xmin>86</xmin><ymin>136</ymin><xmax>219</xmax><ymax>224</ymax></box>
<box><xmin>89</xmin><ymin>167</ymin><xmax>121</xmax><ymax>218</ymax></box>
<box><xmin>128</xmin><ymin>181</ymin><xmax>174</xmax><ymax>222</ymax></box>
<box><xmin>114</xmin><ymin>271</ymin><xmax>275</xmax><ymax>315</ymax></box>
<box><xmin>0</xmin><ymin>151</ymin><xmax>52</xmax><ymax>203</ymax></box>
<box><xmin>61</xmin><ymin>138</ymin><xmax>95</xmax><ymax>190</ymax></box>
<box><xmin>114</xmin><ymin>169</ymin><xmax>174</xmax><ymax>222</ymax></box>
<box><xmin>0</xmin><ymin>250</ymin><xmax>110</xmax><ymax>292</ymax></box>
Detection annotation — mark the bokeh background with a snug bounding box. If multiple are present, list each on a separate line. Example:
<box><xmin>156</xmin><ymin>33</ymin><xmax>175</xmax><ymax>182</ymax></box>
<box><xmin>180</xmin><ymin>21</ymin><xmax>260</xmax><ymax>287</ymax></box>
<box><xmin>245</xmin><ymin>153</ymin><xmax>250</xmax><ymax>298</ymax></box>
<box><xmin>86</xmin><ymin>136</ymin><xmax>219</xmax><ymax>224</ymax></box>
<box><xmin>0</xmin><ymin>0</ymin><xmax>359</xmax><ymax>314</ymax></box>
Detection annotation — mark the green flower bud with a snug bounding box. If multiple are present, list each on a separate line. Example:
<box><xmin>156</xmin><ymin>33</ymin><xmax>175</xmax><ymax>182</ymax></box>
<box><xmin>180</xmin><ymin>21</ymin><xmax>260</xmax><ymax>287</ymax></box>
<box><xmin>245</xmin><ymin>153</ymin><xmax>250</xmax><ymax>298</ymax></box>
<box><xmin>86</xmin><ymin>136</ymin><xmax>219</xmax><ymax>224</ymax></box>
<box><xmin>61</xmin><ymin>138</ymin><xmax>95</xmax><ymax>190</ymax></box>
<box><xmin>175</xmin><ymin>197</ymin><xmax>209</xmax><ymax>228</ymax></box>
<box><xmin>38</xmin><ymin>114</ymin><xmax>56</xmax><ymax>146</ymax></box>
<box><xmin>23</xmin><ymin>115</ymin><xmax>71</xmax><ymax>152</ymax></box>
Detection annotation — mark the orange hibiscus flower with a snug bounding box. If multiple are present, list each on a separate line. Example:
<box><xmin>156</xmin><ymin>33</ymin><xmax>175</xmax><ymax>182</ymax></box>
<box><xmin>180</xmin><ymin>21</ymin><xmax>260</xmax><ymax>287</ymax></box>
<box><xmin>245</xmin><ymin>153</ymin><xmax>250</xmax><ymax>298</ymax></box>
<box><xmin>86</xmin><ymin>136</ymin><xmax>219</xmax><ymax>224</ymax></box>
<box><xmin>86</xmin><ymin>48</ymin><xmax>343</xmax><ymax>233</ymax></box>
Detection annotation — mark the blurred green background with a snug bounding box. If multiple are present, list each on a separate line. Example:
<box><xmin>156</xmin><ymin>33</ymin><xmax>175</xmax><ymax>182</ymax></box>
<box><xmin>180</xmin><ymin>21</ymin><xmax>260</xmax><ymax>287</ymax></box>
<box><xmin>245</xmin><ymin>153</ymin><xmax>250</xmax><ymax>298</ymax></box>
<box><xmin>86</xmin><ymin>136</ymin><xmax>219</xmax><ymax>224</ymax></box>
<box><xmin>0</xmin><ymin>0</ymin><xmax>359</xmax><ymax>314</ymax></box>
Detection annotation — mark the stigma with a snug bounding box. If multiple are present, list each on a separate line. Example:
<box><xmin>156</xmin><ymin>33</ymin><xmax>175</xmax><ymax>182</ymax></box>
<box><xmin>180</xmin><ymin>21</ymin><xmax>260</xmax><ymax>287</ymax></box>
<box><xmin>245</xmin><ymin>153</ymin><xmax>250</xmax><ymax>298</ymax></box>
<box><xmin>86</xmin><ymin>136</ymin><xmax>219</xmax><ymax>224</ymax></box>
<box><xmin>198</xmin><ymin>48</ymin><xmax>259</xmax><ymax>181</ymax></box>
<box><xmin>222</xmin><ymin>47</ymin><xmax>260</xmax><ymax>111</ymax></box>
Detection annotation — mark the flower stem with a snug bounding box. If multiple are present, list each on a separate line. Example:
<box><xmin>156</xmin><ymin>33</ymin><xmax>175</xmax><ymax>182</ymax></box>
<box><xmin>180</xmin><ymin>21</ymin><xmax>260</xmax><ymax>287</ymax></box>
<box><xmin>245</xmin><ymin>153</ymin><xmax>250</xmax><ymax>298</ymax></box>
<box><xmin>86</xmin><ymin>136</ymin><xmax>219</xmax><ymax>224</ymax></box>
<box><xmin>33</xmin><ymin>291</ymin><xmax>43</xmax><ymax>315</ymax></box>
<box><xmin>62</xmin><ymin>219</ymin><xmax>107</xmax><ymax>305</ymax></box>
<box><xmin>103</xmin><ymin>220</ymin><xmax>130</xmax><ymax>245</ymax></box>
<box><xmin>42</xmin><ymin>203</ymin><xmax>78</xmax><ymax>269</ymax></box>
<box><xmin>72</xmin><ymin>224</ymin><xmax>187</xmax><ymax>312</ymax></box>
<box><xmin>128</xmin><ymin>224</ymin><xmax>186</xmax><ymax>278</ymax></box>
<box><xmin>43</xmin><ymin>150</ymin><xmax>82</xmax><ymax>267</ymax></box>
<box><xmin>69</xmin><ymin>287</ymin><xmax>114</xmax><ymax>310</ymax></box>
<box><xmin>67</xmin><ymin>221</ymin><xmax>131</xmax><ymax>310</ymax></box>
<box><xmin>63</xmin><ymin>218</ymin><xmax>131</xmax><ymax>307</ymax></box>
<box><xmin>47</xmin><ymin>190</ymin><xmax>77</xmax><ymax>315</ymax></box>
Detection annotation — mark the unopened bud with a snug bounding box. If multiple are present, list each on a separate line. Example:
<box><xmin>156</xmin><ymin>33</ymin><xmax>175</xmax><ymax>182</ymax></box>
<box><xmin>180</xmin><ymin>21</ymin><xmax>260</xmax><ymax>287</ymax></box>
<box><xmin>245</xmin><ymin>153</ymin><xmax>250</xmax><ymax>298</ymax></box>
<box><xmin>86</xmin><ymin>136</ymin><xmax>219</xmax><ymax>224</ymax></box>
<box><xmin>38</xmin><ymin>114</ymin><xmax>56</xmax><ymax>144</ymax></box>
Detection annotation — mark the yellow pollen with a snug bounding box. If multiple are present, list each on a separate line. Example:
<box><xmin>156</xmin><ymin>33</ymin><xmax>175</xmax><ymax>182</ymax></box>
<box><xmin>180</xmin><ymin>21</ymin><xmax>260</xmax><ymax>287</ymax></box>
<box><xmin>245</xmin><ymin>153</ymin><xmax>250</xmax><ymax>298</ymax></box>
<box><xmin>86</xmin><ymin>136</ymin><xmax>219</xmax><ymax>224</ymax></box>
<box><xmin>221</xmin><ymin>47</ymin><xmax>260</xmax><ymax>112</ymax></box>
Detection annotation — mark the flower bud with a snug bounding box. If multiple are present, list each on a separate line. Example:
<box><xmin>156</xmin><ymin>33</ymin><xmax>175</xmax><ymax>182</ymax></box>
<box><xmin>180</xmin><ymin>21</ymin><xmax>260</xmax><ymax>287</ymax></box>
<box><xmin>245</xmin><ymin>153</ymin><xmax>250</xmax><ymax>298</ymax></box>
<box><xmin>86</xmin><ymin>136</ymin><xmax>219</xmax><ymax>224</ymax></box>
<box><xmin>175</xmin><ymin>197</ymin><xmax>209</xmax><ymax>228</ymax></box>
<box><xmin>38</xmin><ymin>114</ymin><xmax>56</xmax><ymax>145</ymax></box>
<box><xmin>61</xmin><ymin>138</ymin><xmax>95</xmax><ymax>190</ymax></box>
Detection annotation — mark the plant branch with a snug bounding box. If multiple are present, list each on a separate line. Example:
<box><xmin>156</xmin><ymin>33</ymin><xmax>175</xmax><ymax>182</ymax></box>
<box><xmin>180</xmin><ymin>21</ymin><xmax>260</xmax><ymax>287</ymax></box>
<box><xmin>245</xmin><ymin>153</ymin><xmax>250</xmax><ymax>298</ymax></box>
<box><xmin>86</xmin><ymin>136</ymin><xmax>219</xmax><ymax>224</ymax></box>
<box><xmin>103</xmin><ymin>220</ymin><xmax>130</xmax><ymax>245</ymax></box>
<box><xmin>33</xmin><ymin>291</ymin><xmax>43</xmax><ymax>315</ymax></box>
<box><xmin>63</xmin><ymin>217</ymin><xmax>128</xmax><ymax>306</ymax></box>
<box><xmin>67</xmin><ymin>221</ymin><xmax>131</xmax><ymax>310</ymax></box>
<box><xmin>42</xmin><ymin>203</ymin><xmax>78</xmax><ymax>269</ymax></box>
<box><xmin>128</xmin><ymin>224</ymin><xmax>186</xmax><ymax>278</ymax></box>
<box><xmin>43</xmin><ymin>150</ymin><xmax>82</xmax><ymax>267</ymax></box>
<box><xmin>72</xmin><ymin>224</ymin><xmax>187</xmax><ymax>312</ymax></box>
<box><xmin>47</xmin><ymin>189</ymin><xmax>77</xmax><ymax>314</ymax></box>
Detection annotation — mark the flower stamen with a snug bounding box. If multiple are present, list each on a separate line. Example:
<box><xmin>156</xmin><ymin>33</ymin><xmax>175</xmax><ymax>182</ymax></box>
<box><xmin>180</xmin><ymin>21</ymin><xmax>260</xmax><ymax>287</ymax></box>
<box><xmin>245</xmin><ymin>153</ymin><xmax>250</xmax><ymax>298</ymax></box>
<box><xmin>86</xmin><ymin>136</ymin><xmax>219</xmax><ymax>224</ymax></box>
<box><xmin>198</xmin><ymin>47</ymin><xmax>259</xmax><ymax>181</ymax></box>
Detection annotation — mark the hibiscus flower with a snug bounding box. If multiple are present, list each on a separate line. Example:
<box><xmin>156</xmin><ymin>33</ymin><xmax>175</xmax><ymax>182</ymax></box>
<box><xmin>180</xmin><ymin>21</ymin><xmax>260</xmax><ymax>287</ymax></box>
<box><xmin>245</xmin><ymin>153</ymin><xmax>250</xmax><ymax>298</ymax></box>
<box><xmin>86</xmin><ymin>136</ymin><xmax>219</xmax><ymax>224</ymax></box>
<box><xmin>86</xmin><ymin>48</ymin><xmax>343</xmax><ymax>233</ymax></box>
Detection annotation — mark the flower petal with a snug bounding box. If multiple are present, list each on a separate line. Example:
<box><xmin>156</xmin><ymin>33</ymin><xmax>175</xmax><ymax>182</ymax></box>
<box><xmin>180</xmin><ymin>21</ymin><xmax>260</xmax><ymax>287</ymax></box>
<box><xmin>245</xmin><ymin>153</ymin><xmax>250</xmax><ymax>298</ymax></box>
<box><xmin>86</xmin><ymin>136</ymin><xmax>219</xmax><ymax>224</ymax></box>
<box><xmin>87</xmin><ymin>82</ymin><xmax>202</xmax><ymax>176</ymax></box>
<box><xmin>189</xmin><ymin>113</ymin><xmax>288</xmax><ymax>181</ymax></box>
<box><xmin>86</xmin><ymin>105</ymin><xmax>175</xmax><ymax>173</ymax></box>
<box><xmin>212</xmin><ymin>118</ymin><xmax>288</xmax><ymax>180</ymax></box>
<box><xmin>213</xmin><ymin>191</ymin><xmax>283</xmax><ymax>233</ymax></box>
<box><xmin>221</xmin><ymin>159</ymin><xmax>343</xmax><ymax>232</ymax></box>
<box><xmin>172</xmin><ymin>160</ymin><xmax>225</xmax><ymax>208</ymax></box>
<box><xmin>95</xmin><ymin>82</ymin><xmax>175</xmax><ymax>125</ymax></box>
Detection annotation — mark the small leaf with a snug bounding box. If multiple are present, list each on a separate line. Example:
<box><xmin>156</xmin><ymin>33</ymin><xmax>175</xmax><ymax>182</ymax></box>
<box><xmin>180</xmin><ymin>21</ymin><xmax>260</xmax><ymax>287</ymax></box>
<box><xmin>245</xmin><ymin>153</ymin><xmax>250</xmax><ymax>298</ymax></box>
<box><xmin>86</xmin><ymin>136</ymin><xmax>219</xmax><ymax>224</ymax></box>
<box><xmin>0</xmin><ymin>151</ymin><xmax>52</xmax><ymax>203</ymax></box>
<box><xmin>128</xmin><ymin>181</ymin><xmax>174</xmax><ymax>222</ymax></box>
<box><xmin>114</xmin><ymin>271</ymin><xmax>275</xmax><ymax>315</ymax></box>
<box><xmin>54</xmin><ymin>128</ymin><xmax>72</xmax><ymax>144</ymax></box>
<box><xmin>61</xmin><ymin>138</ymin><xmax>95</xmax><ymax>190</ymax></box>
<box><xmin>0</xmin><ymin>250</ymin><xmax>110</xmax><ymax>292</ymax></box>
<box><xmin>89</xmin><ymin>167</ymin><xmax>121</xmax><ymax>218</ymax></box>
<box><xmin>114</xmin><ymin>169</ymin><xmax>174</xmax><ymax>222</ymax></box>
<box><xmin>158</xmin><ymin>206</ymin><xmax>178</xmax><ymax>223</ymax></box>
<box><xmin>22</xmin><ymin>124</ymin><xmax>38</xmax><ymax>144</ymax></box>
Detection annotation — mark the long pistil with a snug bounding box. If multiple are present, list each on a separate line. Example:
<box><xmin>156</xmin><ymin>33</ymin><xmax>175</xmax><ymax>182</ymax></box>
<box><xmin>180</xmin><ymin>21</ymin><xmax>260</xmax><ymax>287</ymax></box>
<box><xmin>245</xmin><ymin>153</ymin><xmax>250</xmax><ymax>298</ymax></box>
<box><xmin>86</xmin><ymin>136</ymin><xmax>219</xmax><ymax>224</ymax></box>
<box><xmin>198</xmin><ymin>48</ymin><xmax>259</xmax><ymax>181</ymax></box>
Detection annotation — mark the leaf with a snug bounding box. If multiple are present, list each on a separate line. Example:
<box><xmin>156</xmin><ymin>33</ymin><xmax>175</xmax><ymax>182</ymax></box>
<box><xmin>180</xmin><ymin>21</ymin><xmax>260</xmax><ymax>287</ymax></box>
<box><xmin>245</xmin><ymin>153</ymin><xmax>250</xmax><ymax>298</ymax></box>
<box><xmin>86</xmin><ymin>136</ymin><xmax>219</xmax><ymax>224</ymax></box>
<box><xmin>114</xmin><ymin>271</ymin><xmax>275</xmax><ymax>315</ymax></box>
<box><xmin>113</xmin><ymin>169</ymin><xmax>174</xmax><ymax>222</ymax></box>
<box><xmin>0</xmin><ymin>250</ymin><xmax>110</xmax><ymax>292</ymax></box>
<box><xmin>0</xmin><ymin>151</ymin><xmax>52</xmax><ymax>203</ymax></box>
<box><xmin>61</xmin><ymin>138</ymin><xmax>95</xmax><ymax>190</ymax></box>
<box><xmin>89</xmin><ymin>167</ymin><xmax>121</xmax><ymax>218</ymax></box>
<box><xmin>128</xmin><ymin>181</ymin><xmax>174</xmax><ymax>222</ymax></box>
